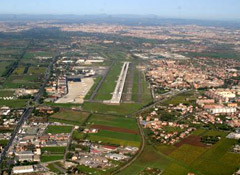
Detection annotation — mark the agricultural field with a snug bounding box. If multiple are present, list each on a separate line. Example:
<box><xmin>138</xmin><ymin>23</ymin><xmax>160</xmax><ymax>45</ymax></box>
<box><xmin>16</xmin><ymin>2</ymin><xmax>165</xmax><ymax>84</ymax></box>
<box><xmin>49</xmin><ymin>110</ymin><xmax>89</xmax><ymax>126</ymax></box>
<box><xmin>87</xmin><ymin>130</ymin><xmax>140</xmax><ymax>147</ymax></box>
<box><xmin>3</xmin><ymin>74</ymin><xmax>42</xmax><ymax>89</ymax></box>
<box><xmin>94</xmin><ymin>62</ymin><xmax>123</xmax><ymax>100</ymax></box>
<box><xmin>121</xmin><ymin>129</ymin><xmax>238</xmax><ymax>175</ymax></box>
<box><xmin>0</xmin><ymin>90</ymin><xmax>14</xmax><ymax>97</ymax></box>
<box><xmin>23</xmin><ymin>51</ymin><xmax>54</xmax><ymax>59</ymax></box>
<box><xmin>87</xmin><ymin>114</ymin><xmax>138</xmax><ymax>131</ymax></box>
<box><xmin>0</xmin><ymin>61</ymin><xmax>14</xmax><ymax>76</ymax></box>
<box><xmin>45</xmin><ymin>125</ymin><xmax>72</xmax><ymax>134</ymax></box>
<box><xmin>0</xmin><ymin>99</ymin><xmax>27</xmax><ymax>108</ymax></box>
<box><xmin>86</xmin><ymin>114</ymin><xmax>140</xmax><ymax>147</ymax></box>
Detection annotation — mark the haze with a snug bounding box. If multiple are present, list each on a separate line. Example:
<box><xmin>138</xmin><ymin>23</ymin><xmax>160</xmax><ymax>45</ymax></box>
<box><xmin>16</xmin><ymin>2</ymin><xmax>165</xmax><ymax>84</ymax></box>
<box><xmin>0</xmin><ymin>0</ymin><xmax>239</xmax><ymax>21</ymax></box>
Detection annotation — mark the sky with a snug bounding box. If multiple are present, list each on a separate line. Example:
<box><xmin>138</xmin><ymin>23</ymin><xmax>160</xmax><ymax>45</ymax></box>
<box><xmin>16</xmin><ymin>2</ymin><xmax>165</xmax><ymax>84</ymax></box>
<box><xmin>0</xmin><ymin>0</ymin><xmax>239</xmax><ymax>21</ymax></box>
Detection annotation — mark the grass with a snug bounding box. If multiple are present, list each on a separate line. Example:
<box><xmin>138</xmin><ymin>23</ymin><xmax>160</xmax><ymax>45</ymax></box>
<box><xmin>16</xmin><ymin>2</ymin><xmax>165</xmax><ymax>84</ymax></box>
<box><xmin>0</xmin><ymin>90</ymin><xmax>14</xmax><ymax>97</ymax></box>
<box><xmin>41</xmin><ymin>147</ymin><xmax>66</xmax><ymax>154</ymax></box>
<box><xmin>94</xmin><ymin>62</ymin><xmax>123</xmax><ymax>100</ymax></box>
<box><xmin>140</xmin><ymin>71</ymin><xmax>152</xmax><ymax>104</ymax></box>
<box><xmin>87</xmin><ymin>130</ymin><xmax>140</xmax><ymax>147</ymax></box>
<box><xmin>132</xmin><ymin>67</ymin><xmax>139</xmax><ymax>102</ymax></box>
<box><xmin>41</xmin><ymin>155</ymin><xmax>64</xmax><ymax>163</ymax></box>
<box><xmin>162</xmin><ymin>163</ymin><xmax>190</xmax><ymax>175</ymax></box>
<box><xmin>47</xmin><ymin>163</ymin><xmax>62</xmax><ymax>174</ymax></box>
<box><xmin>3</xmin><ymin>74</ymin><xmax>42</xmax><ymax>89</ymax></box>
<box><xmin>87</xmin><ymin>114</ymin><xmax>138</xmax><ymax>131</ymax></box>
<box><xmin>72</xmin><ymin>130</ymin><xmax>85</xmax><ymax>140</ymax></box>
<box><xmin>191</xmin><ymin>138</ymin><xmax>239</xmax><ymax>175</ymax></box>
<box><xmin>24</xmin><ymin>51</ymin><xmax>54</xmax><ymax>59</ymax></box>
<box><xmin>84</xmin><ymin>76</ymin><xmax>102</xmax><ymax>100</ymax></box>
<box><xmin>0</xmin><ymin>61</ymin><xmax>14</xmax><ymax>76</ymax></box>
<box><xmin>162</xmin><ymin>91</ymin><xmax>196</xmax><ymax>106</ymax></box>
<box><xmin>83</xmin><ymin>102</ymin><xmax>144</xmax><ymax>116</ymax></box>
<box><xmin>118</xmin><ymin>145</ymin><xmax>171</xmax><ymax>175</ymax></box>
<box><xmin>77</xmin><ymin>164</ymin><xmax>103</xmax><ymax>174</ymax></box>
<box><xmin>0</xmin><ymin>99</ymin><xmax>27</xmax><ymax>108</ymax></box>
<box><xmin>169</xmin><ymin>144</ymin><xmax>207</xmax><ymax>165</ymax></box>
<box><xmin>45</xmin><ymin>125</ymin><xmax>72</xmax><ymax>134</ymax></box>
<box><xmin>45</xmin><ymin>102</ymin><xmax>82</xmax><ymax>109</ymax></box>
<box><xmin>28</xmin><ymin>66</ymin><xmax>46</xmax><ymax>74</ymax></box>
<box><xmin>0</xmin><ymin>140</ymin><xmax>8</xmax><ymax>146</ymax></box>
<box><xmin>49</xmin><ymin>110</ymin><xmax>89</xmax><ymax>126</ymax></box>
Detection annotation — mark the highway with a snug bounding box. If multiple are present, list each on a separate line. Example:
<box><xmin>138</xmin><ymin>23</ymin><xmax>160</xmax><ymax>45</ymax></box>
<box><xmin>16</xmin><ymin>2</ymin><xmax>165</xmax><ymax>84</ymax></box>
<box><xmin>0</xmin><ymin>53</ymin><xmax>58</xmax><ymax>168</ymax></box>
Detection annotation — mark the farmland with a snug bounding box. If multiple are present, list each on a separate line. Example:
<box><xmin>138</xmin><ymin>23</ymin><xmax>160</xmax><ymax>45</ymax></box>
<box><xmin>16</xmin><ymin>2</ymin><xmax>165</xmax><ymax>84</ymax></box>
<box><xmin>86</xmin><ymin>114</ymin><xmax>141</xmax><ymax>147</ymax></box>
<box><xmin>87</xmin><ymin>130</ymin><xmax>140</xmax><ymax>147</ymax></box>
<box><xmin>87</xmin><ymin>114</ymin><xmax>138</xmax><ymax>131</ymax></box>
<box><xmin>120</xmin><ymin>128</ymin><xmax>239</xmax><ymax>175</ymax></box>
<box><xmin>49</xmin><ymin>110</ymin><xmax>90</xmax><ymax>126</ymax></box>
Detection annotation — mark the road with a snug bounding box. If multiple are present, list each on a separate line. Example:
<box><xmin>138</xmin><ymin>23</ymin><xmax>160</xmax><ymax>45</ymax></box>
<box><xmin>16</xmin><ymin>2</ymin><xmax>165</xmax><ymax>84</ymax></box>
<box><xmin>0</xmin><ymin>52</ymin><xmax>59</xmax><ymax>168</ymax></box>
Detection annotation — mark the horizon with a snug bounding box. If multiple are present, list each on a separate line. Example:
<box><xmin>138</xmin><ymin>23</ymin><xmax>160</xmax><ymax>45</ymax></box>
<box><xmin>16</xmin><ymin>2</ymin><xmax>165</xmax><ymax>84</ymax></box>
<box><xmin>0</xmin><ymin>0</ymin><xmax>240</xmax><ymax>21</ymax></box>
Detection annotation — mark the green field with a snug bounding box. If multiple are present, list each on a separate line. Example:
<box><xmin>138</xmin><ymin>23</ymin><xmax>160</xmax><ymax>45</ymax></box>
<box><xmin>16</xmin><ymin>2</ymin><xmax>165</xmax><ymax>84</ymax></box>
<box><xmin>45</xmin><ymin>125</ymin><xmax>72</xmax><ymax>134</ymax></box>
<box><xmin>88</xmin><ymin>114</ymin><xmax>138</xmax><ymax>131</ymax></box>
<box><xmin>3</xmin><ymin>74</ymin><xmax>42</xmax><ymax>89</ymax></box>
<box><xmin>41</xmin><ymin>147</ymin><xmax>66</xmax><ymax>154</ymax></box>
<box><xmin>0</xmin><ymin>61</ymin><xmax>14</xmax><ymax>76</ymax></box>
<box><xmin>47</xmin><ymin>163</ymin><xmax>62</xmax><ymax>174</ymax></box>
<box><xmin>83</xmin><ymin>102</ymin><xmax>143</xmax><ymax>116</ymax></box>
<box><xmin>84</xmin><ymin>76</ymin><xmax>102</xmax><ymax>100</ymax></box>
<box><xmin>162</xmin><ymin>91</ymin><xmax>196</xmax><ymax>106</ymax></box>
<box><xmin>132</xmin><ymin>67</ymin><xmax>139</xmax><ymax>102</ymax></box>
<box><xmin>41</xmin><ymin>155</ymin><xmax>64</xmax><ymax>163</ymax></box>
<box><xmin>169</xmin><ymin>144</ymin><xmax>207</xmax><ymax>165</ymax></box>
<box><xmin>118</xmin><ymin>145</ymin><xmax>171</xmax><ymax>175</ymax></box>
<box><xmin>24</xmin><ymin>51</ymin><xmax>54</xmax><ymax>59</ymax></box>
<box><xmin>0</xmin><ymin>99</ymin><xmax>27</xmax><ymax>108</ymax></box>
<box><xmin>140</xmin><ymin>71</ymin><xmax>152</xmax><ymax>103</ymax></box>
<box><xmin>49</xmin><ymin>110</ymin><xmax>89</xmax><ymax>126</ymax></box>
<box><xmin>94</xmin><ymin>62</ymin><xmax>123</xmax><ymax>100</ymax></box>
<box><xmin>0</xmin><ymin>90</ymin><xmax>14</xmax><ymax>97</ymax></box>
<box><xmin>191</xmin><ymin>138</ymin><xmax>239</xmax><ymax>175</ymax></box>
<box><xmin>0</xmin><ymin>140</ymin><xmax>8</xmax><ymax>147</ymax></box>
<box><xmin>87</xmin><ymin>130</ymin><xmax>140</xmax><ymax>147</ymax></box>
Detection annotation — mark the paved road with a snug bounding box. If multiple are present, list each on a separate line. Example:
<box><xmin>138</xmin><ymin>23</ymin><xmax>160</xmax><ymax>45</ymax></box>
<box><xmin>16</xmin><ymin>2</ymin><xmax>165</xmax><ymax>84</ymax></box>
<box><xmin>0</xmin><ymin>53</ymin><xmax>59</xmax><ymax>168</ymax></box>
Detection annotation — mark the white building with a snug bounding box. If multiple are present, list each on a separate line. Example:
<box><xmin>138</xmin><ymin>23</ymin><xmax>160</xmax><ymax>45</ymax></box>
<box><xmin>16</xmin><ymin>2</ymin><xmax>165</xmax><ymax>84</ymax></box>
<box><xmin>209</xmin><ymin>107</ymin><xmax>236</xmax><ymax>114</ymax></box>
<box><xmin>12</xmin><ymin>165</ymin><xmax>34</xmax><ymax>174</ymax></box>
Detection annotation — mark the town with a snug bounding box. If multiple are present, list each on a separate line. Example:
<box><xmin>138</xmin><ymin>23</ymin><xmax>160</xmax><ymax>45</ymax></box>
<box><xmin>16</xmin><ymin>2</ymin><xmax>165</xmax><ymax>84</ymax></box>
<box><xmin>0</xmin><ymin>14</ymin><xmax>240</xmax><ymax>175</ymax></box>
